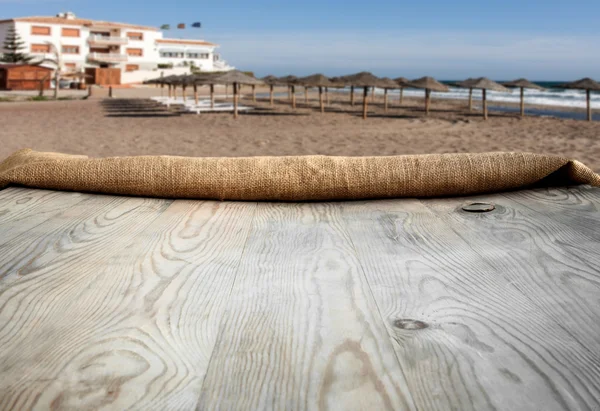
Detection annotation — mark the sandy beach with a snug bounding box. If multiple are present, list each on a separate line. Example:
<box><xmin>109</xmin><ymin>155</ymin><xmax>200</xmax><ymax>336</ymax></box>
<box><xmin>1</xmin><ymin>86</ymin><xmax>598</xmax><ymax>171</ymax></box>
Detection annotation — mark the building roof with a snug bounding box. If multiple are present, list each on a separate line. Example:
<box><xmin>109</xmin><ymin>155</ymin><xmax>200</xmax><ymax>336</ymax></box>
<box><xmin>156</xmin><ymin>39</ymin><xmax>218</xmax><ymax>47</ymax></box>
<box><xmin>0</xmin><ymin>16</ymin><xmax>159</xmax><ymax>32</ymax></box>
<box><xmin>0</xmin><ymin>63</ymin><xmax>52</xmax><ymax>70</ymax></box>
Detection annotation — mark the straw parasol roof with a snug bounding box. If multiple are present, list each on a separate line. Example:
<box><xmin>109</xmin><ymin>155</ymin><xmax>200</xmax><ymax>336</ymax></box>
<box><xmin>459</xmin><ymin>77</ymin><xmax>508</xmax><ymax>120</ymax></box>
<box><xmin>211</xmin><ymin>70</ymin><xmax>263</xmax><ymax>86</ymax></box>
<box><xmin>394</xmin><ymin>77</ymin><xmax>413</xmax><ymax>87</ymax></box>
<box><xmin>296</xmin><ymin>74</ymin><xmax>334</xmax><ymax>87</ymax></box>
<box><xmin>343</xmin><ymin>72</ymin><xmax>381</xmax><ymax>87</ymax></box>
<box><xmin>410</xmin><ymin>76</ymin><xmax>450</xmax><ymax>92</ymax></box>
<box><xmin>503</xmin><ymin>78</ymin><xmax>545</xmax><ymax>91</ymax></box>
<box><xmin>261</xmin><ymin>75</ymin><xmax>281</xmax><ymax>85</ymax></box>
<box><xmin>558</xmin><ymin>78</ymin><xmax>600</xmax><ymax>121</ymax></box>
<box><xmin>377</xmin><ymin>77</ymin><xmax>400</xmax><ymax>89</ymax></box>
<box><xmin>558</xmin><ymin>77</ymin><xmax>600</xmax><ymax>91</ymax></box>
<box><xmin>338</xmin><ymin>72</ymin><xmax>380</xmax><ymax>119</ymax></box>
<box><xmin>409</xmin><ymin>77</ymin><xmax>449</xmax><ymax>115</ymax></box>
<box><xmin>208</xmin><ymin>71</ymin><xmax>264</xmax><ymax>118</ymax></box>
<box><xmin>465</xmin><ymin>77</ymin><xmax>509</xmax><ymax>93</ymax></box>
<box><xmin>502</xmin><ymin>78</ymin><xmax>545</xmax><ymax>118</ymax></box>
<box><xmin>296</xmin><ymin>74</ymin><xmax>334</xmax><ymax>113</ymax></box>
<box><xmin>278</xmin><ymin>75</ymin><xmax>299</xmax><ymax>85</ymax></box>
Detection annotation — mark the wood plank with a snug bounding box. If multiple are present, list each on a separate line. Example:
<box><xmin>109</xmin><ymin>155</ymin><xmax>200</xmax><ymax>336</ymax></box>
<box><xmin>341</xmin><ymin>195</ymin><xmax>600</xmax><ymax>411</ymax></box>
<box><xmin>425</xmin><ymin>188</ymin><xmax>600</xmax><ymax>345</ymax></box>
<box><xmin>0</xmin><ymin>194</ymin><xmax>172</xmax><ymax>410</ymax></box>
<box><xmin>0</xmin><ymin>199</ymin><xmax>257</xmax><ymax>410</ymax></box>
<box><xmin>197</xmin><ymin>202</ymin><xmax>416</xmax><ymax>411</ymax></box>
<box><xmin>0</xmin><ymin>188</ymin><xmax>89</xmax><ymax>245</ymax></box>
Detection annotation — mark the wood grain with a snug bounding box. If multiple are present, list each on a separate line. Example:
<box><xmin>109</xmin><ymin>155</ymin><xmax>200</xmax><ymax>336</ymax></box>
<box><xmin>0</xmin><ymin>198</ymin><xmax>258</xmax><ymax>410</ymax></box>
<box><xmin>341</xmin><ymin>193</ymin><xmax>600</xmax><ymax>411</ymax></box>
<box><xmin>1</xmin><ymin>187</ymin><xmax>599</xmax><ymax>410</ymax></box>
<box><xmin>0</xmin><ymin>187</ymin><xmax>88</xmax><ymax>246</ymax></box>
<box><xmin>196</xmin><ymin>202</ymin><xmax>416</xmax><ymax>411</ymax></box>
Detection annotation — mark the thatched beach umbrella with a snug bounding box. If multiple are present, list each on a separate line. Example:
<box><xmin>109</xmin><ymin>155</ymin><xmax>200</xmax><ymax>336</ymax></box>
<box><xmin>409</xmin><ymin>77</ymin><xmax>450</xmax><ymax>115</ymax></box>
<box><xmin>297</xmin><ymin>74</ymin><xmax>335</xmax><ymax>113</ymax></box>
<box><xmin>332</xmin><ymin>76</ymin><xmax>358</xmax><ymax>106</ymax></box>
<box><xmin>377</xmin><ymin>78</ymin><xmax>400</xmax><ymax>112</ymax></box>
<box><xmin>262</xmin><ymin>75</ymin><xmax>280</xmax><ymax>106</ymax></box>
<box><xmin>558</xmin><ymin>78</ymin><xmax>600</xmax><ymax>121</ymax></box>
<box><xmin>465</xmin><ymin>77</ymin><xmax>510</xmax><ymax>120</ymax></box>
<box><xmin>394</xmin><ymin>77</ymin><xmax>411</xmax><ymax>105</ymax></box>
<box><xmin>454</xmin><ymin>78</ymin><xmax>478</xmax><ymax>112</ymax></box>
<box><xmin>502</xmin><ymin>79</ymin><xmax>545</xmax><ymax>117</ymax></box>
<box><xmin>192</xmin><ymin>73</ymin><xmax>220</xmax><ymax>107</ymax></box>
<box><xmin>279</xmin><ymin>75</ymin><xmax>299</xmax><ymax>108</ymax></box>
<box><xmin>211</xmin><ymin>70</ymin><xmax>264</xmax><ymax>118</ymax></box>
<box><xmin>343</xmin><ymin>72</ymin><xmax>381</xmax><ymax>119</ymax></box>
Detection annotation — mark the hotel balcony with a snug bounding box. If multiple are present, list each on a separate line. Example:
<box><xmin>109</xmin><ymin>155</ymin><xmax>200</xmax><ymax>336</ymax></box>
<box><xmin>88</xmin><ymin>35</ymin><xmax>129</xmax><ymax>47</ymax></box>
<box><xmin>88</xmin><ymin>52</ymin><xmax>128</xmax><ymax>63</ymax></box>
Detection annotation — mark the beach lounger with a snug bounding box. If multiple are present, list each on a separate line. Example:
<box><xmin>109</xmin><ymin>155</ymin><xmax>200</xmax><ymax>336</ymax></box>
<box><xmin>184</xmin><ymin>104</ymin><xmax>253</xmax><ymax>115</ymax></box>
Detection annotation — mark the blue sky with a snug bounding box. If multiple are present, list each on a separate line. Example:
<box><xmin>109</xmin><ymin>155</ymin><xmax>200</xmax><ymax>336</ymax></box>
<box><xmin>2</xmin><ymin>0</ymin><xmax>599</xmax><ymax>80</ymax></box>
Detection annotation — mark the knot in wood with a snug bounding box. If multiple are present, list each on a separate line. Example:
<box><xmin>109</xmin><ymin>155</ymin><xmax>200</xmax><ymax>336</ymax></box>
<box><xmin>462</xmin><ymin>202</ymin><xmax>495</xmax><ymax>213</ymax></box>
<box><xmin>393</xmin><ymin>319</ymin><xmax>429</xmax><ymax>330</ymax></box>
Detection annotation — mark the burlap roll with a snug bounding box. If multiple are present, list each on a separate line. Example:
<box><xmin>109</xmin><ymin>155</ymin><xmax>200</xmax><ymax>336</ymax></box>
<box><xmin>1</xmin><ymin>149</ymin><xmax>598</xmax><ymax>201</ymax></box>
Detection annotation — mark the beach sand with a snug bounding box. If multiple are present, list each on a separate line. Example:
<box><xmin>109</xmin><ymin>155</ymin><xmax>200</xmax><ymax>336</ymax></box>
<box><xmin>1</xmin><ymin>86</ymin><xmax>599</xmax><ymax>171</ymax></box>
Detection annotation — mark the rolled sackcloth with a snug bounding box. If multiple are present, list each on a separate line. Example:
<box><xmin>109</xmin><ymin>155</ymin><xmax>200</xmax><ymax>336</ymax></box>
<box><xmin>0</xmin><ymin>149</ymin><xmax>598</xmax><ymax>201</ymax></box>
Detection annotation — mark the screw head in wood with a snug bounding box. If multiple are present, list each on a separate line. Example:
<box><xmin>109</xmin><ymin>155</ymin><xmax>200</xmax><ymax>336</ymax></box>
<box><xmin>393</xmin><ymin>319</ymin><xmax>429</xmax><ymax>330</ymax></box>
<box><xmin>462</xmin><ymin>202</ymin><xmax>495</xmax><ymax>213</ymax></box>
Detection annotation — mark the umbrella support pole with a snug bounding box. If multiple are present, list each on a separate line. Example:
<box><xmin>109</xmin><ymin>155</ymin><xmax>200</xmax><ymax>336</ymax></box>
<box><xmin>351</xmin><ymin>86</ymin><xmax>355</xmax><ymax>106</ymax></box>
<box><xmin>168</xmin><ymin>85</ymin><xmax>172</xmax><ymax>99</ymax></box>
<box><xmin>384</xmin><ymin>89</ymin><xmax>388</xmax><ymax>112</ymax></box>
<box><xmin>319</xmin><ymin>87</ymin><xmax>324</xmax><ymax>113</ymax></box>
<box><xmin>587</xmin><ymin>90</ymin><xmax>592</xmax><ymax>122</ymax></box>
<box><xmin>483</xmin><ymin>89</ymin><xmax>488</xmax><ymax>120</ymax></box>
<box><xmin>234</xmin><ymin>82</ymin><xmax>239</xmax><ymax>119</ymax></box>
<box><xmin>468</xmin><ymin>89</ymin><xmax>473</xmax><ymax>112</ymax></box>
<box><xmin>292</xmin><ymin>86</ymin><xmax>296</xmax><ymax>109</ymax></box>
<box><xmin>182</xmin><ymin>86</ymin><xmax>186</xmax><ymax>102</ymax></box>
<box><xmin>194</xmin><ymin>85</ymin><xmax>198</xmax><ymax>105</ymax></box>
<box><xmin>210</xmin><ymin>85</ymin><xmax>215</xmax><ymax>109</ymax></box>
<box><xmin>252</xmin><ymin>85</ymin><xmax>256</xmax><ymax>103</ymax></box>
<box><xmin>363</xmin><ymin>87</ymin><xmax>369</xmax><ymax>120</ymax></box>
<box><xmin>425</xmin><ymin>89</ymin><xmax>431</xmax><ymax>115</ymax></box>
<box><xmin>399</xmin><ymin>88</ymin><xmax>404</xmax><ymax>105</ymax></box>
<box><xmin>520</xmin><ymin>88</ymin><xmax>525</xmax><ymax>117</ymax></box>
<box><xmin>270</xmin><ymin>85</ymin><xmax>274</xmax><ymax>106</ymax></box>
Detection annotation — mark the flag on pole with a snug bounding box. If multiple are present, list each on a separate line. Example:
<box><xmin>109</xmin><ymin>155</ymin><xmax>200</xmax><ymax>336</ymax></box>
<box><xmin>160</xmin><ymin>24</ymin><xmax>170</xmax><ymax>30</ymax></box>
<box><xmin>191</xmin><ymin>22</ymin><xmax>202</xmax><ymax>28</ymax></box>
<box><xmin>177</xmin><ymin>23</ymin><xmax>186</xmax><ymax>29</ymax></box>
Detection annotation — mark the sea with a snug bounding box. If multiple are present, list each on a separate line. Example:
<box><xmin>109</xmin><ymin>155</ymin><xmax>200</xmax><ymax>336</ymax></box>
<box><xmin>367</xmin><ymin>81</ymin><xmax>600</xmax><ymax>121</ymax></box>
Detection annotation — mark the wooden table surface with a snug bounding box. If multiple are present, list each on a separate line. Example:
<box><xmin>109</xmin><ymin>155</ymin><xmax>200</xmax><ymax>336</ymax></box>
<box><xmin>0</xmin><ymin>186</ymin><xmax>599</xmax><ymax>411</ymax></box>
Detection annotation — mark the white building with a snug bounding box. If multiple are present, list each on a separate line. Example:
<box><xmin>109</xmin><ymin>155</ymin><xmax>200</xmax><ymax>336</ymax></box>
<box><xmin>0</xmin><ymin>12</ymin><xmax>234</xmax><ymax>84</ymax></box>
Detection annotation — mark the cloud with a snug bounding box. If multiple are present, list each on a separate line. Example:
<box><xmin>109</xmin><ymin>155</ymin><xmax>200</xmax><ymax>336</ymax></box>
<box><xmin>206</xmin><ymin>29</ymin><xmax>600</xmax><ymax>79</ymax></box>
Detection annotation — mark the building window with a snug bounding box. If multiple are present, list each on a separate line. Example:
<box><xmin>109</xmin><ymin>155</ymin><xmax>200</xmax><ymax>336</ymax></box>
<box><xmin>126</xmin><ymin>64</ymin><xmax>139</xmax><ymax>72</ymax></box>
<box><xmin>31</xmin><ymin>44</ymin><xmax>51</xmax><ymax>53</ymax></box>
<box><xmin>62</xmin><ymin>28</ymin><xmax>80</xmax><ymax>37</ymax></box>
<box><xmin>127</xmin><ymin>48</ymin><xmax>143</xmax><ymax>57</ymax></box>
<box><xmin>31</xmin><ymin>26</ymin><xmax>51</xmax><ymax>35</ymax></box>
<box><xmin>127</xmin><ymin>32</ymin><xmax>144</xmax><ymax>41</ymax></box>
<box><xmin>160</xmin><ymin>51</ymin><xmax>185</xmax><ymax>58</ymax></box>
<box><xmin>62</xmin><ymin>45</ymin><xmax>80</xmax><ymax>54</ymax></box>
<box><xmin>187</xmin><ymin>53</ymin><xmax>209</xmax><ymax>59</ymax></box>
